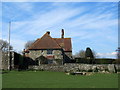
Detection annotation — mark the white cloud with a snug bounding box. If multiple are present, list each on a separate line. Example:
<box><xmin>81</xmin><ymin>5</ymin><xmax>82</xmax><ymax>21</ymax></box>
<box><xmin>10</xmin><ymin>6</ymin><xmax>85</xmax><ymax>36</ymax></box>
<box><xmin>16</xmin><ymin>3</ymin><xmax>33</xmax><ymax>12</ymax></box>
<box><xmin>11</xmin><ymin>21</ymin><xmax>31</xmax><ymax>31</ymax></box>
<box><xmin>97</xmin><ymin>52</ymin><xmax>117</xmax><ymax>58</ymax></box>
<box><xmin>63</xmin><ymin>12</ymin><xmax>117</xmax><ymax>30</ymax></box>
<box><xmin>11</xmin><ymin>39</ymin><xmax>26</xmax><ymax>51</ymax></box>
<box><xmin>2</xmin><ymin>3</ymin><xmax>34</xmax><ymax>21</ymax></box>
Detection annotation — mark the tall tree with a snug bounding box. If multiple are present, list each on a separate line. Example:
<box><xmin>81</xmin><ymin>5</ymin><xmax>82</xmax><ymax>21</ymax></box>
<box><xmin>24</xmin><ymin>40</ymin><xmax>35</xmax><ymax>49</ymax></box>
<box><xmin>85</xmin><ymin>47</ymin><xmax>94</xmax><ymax>59</ymax></box>
<box><xmin>0</xmin><ymin>39</ymin><xmax>13</xmax><ymax>52</ymax></box>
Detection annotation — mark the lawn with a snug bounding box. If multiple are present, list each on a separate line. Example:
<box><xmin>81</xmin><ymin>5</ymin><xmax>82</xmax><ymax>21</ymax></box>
<box><xmin>2</xmin><ymin>71</ymin><xmax>118</xmax><ymax>88</ymax></box>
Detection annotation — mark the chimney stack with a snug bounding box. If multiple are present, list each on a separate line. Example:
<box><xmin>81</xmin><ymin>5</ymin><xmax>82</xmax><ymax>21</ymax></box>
<box><xmin>61</xmin><ymin>29</ymin><xmax>64</xmax><ymax>38</ymax></box>
<box><xmin>47</xmin><ymin>31</ymin><xmax>50</xmax><ymax>35</ymax></box>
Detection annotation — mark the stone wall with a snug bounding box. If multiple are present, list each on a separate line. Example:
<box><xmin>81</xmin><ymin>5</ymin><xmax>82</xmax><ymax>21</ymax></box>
<box><xmin>28</xmin><ymin>50</ymin><xmax>42</xmax><ymax>60</ymax></box>
<box><xmin>28</xmin><ymin>63</ymin><xmax>120</xmax><ymax>73</ymax></box>
<box><xmin>2</xmin><ymin>52</ymin><xmax>8</xmax><ymax>70</ymax></box>
<box><xmin>64</xmin><ymin>63</ymin><xmax>119</xmax><ymax>73</ymax></box>
<box><xmin>53</xmin><ymin>50</ymin><xmax>63</xmax><ymax>59</ymax></box>
<box><xmin>28</xmin><ymin>50</ymin><xmax>63</xmax><ymax>60</ymax></box>
<box><xmin>2</xmin><ymin>51</ymin><xmax>17</xmax><ymax>70</ymax></box>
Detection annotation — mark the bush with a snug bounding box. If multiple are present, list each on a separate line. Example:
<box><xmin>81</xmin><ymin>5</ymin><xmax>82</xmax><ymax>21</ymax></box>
<box><xmin>112</xmin><ymin>59</ymin><xmax>120</xmax><ymax>64</ymax></box>
<box><xmin>95</xmin><ymin>58</ymin><xmax>115</xmax><ymax>64</ymax></box>
<box><xmin>75</xmin><ymin>58</ymin><xmax>116</xmax><ymax>64</ymax></box>
<box><xmin>75</xmin><ymin>58</ymin><xmax>95</xmax><ymax>64</ymax></box>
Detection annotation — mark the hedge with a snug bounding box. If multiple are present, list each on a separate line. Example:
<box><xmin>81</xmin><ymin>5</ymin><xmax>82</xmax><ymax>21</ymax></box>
<box><xmin>75</xmin><ymin>58</ymin><xmax>116</xmax><ymax>64</ymax></box>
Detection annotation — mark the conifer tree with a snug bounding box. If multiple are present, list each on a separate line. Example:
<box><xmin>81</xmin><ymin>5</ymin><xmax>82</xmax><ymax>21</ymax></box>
<box><xmin>85</xmin><ymin>47</ymin><xmax>94</xmax><ymax>59</ymax></box>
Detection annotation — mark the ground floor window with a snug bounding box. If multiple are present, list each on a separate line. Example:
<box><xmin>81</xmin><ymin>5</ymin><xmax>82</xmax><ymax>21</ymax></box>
<box><xmin>47</xmin><ymin>50</ymin><xmax>53</xmax><ymax>54</ymax></box>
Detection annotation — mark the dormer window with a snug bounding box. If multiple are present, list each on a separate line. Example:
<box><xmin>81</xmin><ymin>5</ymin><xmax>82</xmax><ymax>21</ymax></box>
<box><xmin>47</xmin><ymin>50</ymin><xmax>53</xmax><ymax>54</ymax></box>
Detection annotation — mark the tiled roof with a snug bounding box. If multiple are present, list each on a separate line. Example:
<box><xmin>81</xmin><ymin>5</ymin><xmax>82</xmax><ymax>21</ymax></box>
<box><xmin>54</xmin><ymin>38</ymin><xmax>72</xmax><ymax>51</ymax></box>
<box><xmin>28</xmin><ymin>32</ymin><xmax>72</xmax><ymax>51</ymax></box>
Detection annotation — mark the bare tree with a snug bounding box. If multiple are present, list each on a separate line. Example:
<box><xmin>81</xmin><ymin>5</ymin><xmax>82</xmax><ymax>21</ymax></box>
<box><xmin>0</xmin><ymin>39</ymin><xmax>13</xmax><ymax>70</ymax></box>
<box><xmin>0</xmin><ymin>39</ymin><xmax>13</xmax><ymax>52</ymax></box>
<box><xmin>74</xmin><ymin>50</ymin><xmax>85</xmax><ymax>58</ymax></box>
<box><xmin>92</xmin><ymin>50</ymin><xmax>99</xmax><ymax>58</ymax></box>
<box><xmin>24</xmin><ymin>40</ymin><xmax>35</xmax><ymax>49</ymax></box>
<box><xmin>74</xmin><ymin>49</ymin><xmax>98</xmax><ymax>58</ymax></box>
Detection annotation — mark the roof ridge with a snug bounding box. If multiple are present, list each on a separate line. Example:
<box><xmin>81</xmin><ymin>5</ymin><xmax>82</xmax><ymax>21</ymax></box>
<box><xmin>28</xmin><ymin>32</ymin><xmax>62</xmax><ymax>50</ymax></box>
<box><xmin>28</xmin><ymin>33</ymin><xmax>49</xmax><ymax>50</ymax></box>
<box><xmin>54</xmin><ymin>38</ymin><xmax>65</xmax><ymax>49</ymax></box>
<box><xmin>40</xmin><ymin>32</ymin><xmax>49</xmax><ymax>39</ymax></box>
<box><xmin>53</xmin><ymin>38</ymin><xmax>71</xmax><ymax>39</ymax></box>
<box><xmin>47</xmin><ymin>33</ymin><xmax>62</xmax><ymax>49</ymax></box>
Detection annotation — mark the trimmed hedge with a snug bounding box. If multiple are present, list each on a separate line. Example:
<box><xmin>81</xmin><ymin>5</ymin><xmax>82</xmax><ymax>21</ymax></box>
<box><xmin>75</xmin><ymin>58</ymin><xmax>116</xmax><ymax>64</ymax></box>
<box><xmin>95</xmin><ymin>58</ymin><xmax>116</xmax><ymax>64</ymax></box>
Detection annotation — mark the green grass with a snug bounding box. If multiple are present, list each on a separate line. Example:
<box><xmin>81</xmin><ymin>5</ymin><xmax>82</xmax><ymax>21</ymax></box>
<box><xmin>2</xmin><ymin>71</ymin><xmax>118</xmax><ymax>88</ymax></box>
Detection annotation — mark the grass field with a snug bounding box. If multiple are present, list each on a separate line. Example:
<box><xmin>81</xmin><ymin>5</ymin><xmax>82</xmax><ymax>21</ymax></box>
<box><xmin>2</xmin><ymin>71</ymin><xmax>118</xmax><ymax>88</ymax></box>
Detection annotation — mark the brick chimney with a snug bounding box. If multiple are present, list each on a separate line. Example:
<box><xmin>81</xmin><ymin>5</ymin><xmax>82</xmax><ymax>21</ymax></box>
<box><xmin>61</xmin><ymin>29</ymin><xmax>64</xmax><ymax>38</ymax></box>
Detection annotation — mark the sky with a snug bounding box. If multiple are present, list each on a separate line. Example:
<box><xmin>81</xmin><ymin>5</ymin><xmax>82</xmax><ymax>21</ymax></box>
<box><xmin>1</xmin><ymin>1</ymin><xmax>118</xmax><ymax>58</ymax></box>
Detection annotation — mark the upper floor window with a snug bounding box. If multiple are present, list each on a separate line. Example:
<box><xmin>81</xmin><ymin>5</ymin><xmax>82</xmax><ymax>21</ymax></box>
<box><xmin>47</xmin><ymin>50</ymin><xmax>53</xmax><ymax>54</ymax></box>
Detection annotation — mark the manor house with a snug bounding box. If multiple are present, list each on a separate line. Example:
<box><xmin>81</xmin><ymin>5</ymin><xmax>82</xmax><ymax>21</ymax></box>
<box><xmin>24</xmin><ymin>29</ymin><xmax>72</xmax><ymax>64</ymax></box>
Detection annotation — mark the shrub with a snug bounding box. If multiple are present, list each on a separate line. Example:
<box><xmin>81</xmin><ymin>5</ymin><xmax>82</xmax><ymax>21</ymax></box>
<box><xmin>112</xmin><ymin>59</ymin><xmax>120</xmax><ymax>64</ymax></box>
<box><xmin>95</xmin><ymin>58</ymin><xmax>115</xmax><ymax>64</ymax></box>
<box><xmin>75</xmin><ymin>58</ymin><xmax>115</xmax><ymax>64</ymax></box>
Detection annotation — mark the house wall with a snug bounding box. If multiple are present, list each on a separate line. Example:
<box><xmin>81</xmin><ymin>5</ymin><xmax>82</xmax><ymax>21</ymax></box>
<box><xmin>27</xmin><ymin>49</ymin><xmax>63</xmax><ymax>60</ymax></box>
<box><xmin>53</xmin><ymin>50</ymin><xmax>63</xmax><ymax>59</ymax></box>
<box><xmin>28</xmin><ymin>50</ymin><xmax>42</xmax><ymax>60</ymax></box>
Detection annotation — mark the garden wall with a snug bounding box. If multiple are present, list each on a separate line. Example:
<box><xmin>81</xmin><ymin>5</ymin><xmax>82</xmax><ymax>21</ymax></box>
<box><xmin>28</xmin><ymin>63</ymin><xmax>120</xmax><ymax>73</ymax></box>
<box><xmin>2</xmin><ymin>51</ymin><xmax>23</xmax><ymax>70</ymax></box>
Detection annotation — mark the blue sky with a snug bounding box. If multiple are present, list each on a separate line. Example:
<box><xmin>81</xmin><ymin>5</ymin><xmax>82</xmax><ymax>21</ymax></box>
<box><xmin>1</xmin><ymin>2</ymin><xmax>118</xmax><ymax>58</ymax></box>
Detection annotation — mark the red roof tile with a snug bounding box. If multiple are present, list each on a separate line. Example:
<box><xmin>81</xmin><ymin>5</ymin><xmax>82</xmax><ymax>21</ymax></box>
<box><xmin>54</xmin><ymin>38</ymin><xmax>72</xmax><ymax>51</ymax></box>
